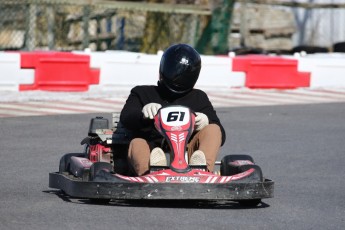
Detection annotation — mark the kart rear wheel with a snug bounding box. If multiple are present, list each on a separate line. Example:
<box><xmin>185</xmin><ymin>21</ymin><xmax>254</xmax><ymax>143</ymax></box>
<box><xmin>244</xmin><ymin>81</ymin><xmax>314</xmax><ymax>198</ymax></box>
<box><xmin>238</xmin><ymin>199</ymin><xmax>261</xmax><ymax>207</ymax></box>
<box><xmin>220</xmin><ymin>154</ymin><xmax>255</xmax><ymax>176</ymax></box>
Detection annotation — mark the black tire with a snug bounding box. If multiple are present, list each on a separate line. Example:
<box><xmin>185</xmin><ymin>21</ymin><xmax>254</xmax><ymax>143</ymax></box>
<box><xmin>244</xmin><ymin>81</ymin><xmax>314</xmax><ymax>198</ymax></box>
<box><xmin>220</xmin><ymin>154</ymin><xmax>254</xmax><ymax>176</ymax></box>
<box><xmin>238</xmin><ymin>199</ymin><xmax>261</xmax><ymax>207</ymax></box>
<box><xmin>223</xmin><ymin>154</ymin><xmax>254</xmax><ymax>163</ymax></box>
<box><xmin>333</xmin><ymin>42</ymin><xmax>345</xmax><ymax>53</ymax></box>
<box><xmin>291</xmin><ymin>45</ymin><xmax>328</xmax><ymax>54</ymax></box>
<box><xmin>59</xmin><ymin>153</ymin><xmax>85</xmax><ymax>173</ymax></box>
<box><xmin>89</xmin><ymin>162</ymin><xmax>113</xmax><ymax>181</ymax></box>
<box><xmin>113</xmin><ymin>158</ymin><xmax>130</xmax><ymax>175</ymax></box>
<box><xmin>83</xmin><ymin>144</ymin><xmax>90</xmax><ymax>159</ymax></box>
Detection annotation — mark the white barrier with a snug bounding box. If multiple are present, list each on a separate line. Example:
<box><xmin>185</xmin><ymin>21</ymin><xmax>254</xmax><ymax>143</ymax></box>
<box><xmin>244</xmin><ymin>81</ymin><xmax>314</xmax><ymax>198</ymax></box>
<box><xmin>296</xmin><ymin>53</ymin><xmax>345</xmax><ymax>88</ymax></box>
<box><xmin>197</xmin><ymin>55</ymin><xmax>245</xmax><ymax>89</ymax></box>
<box><xmin>96</xmin><ymin>53</ymin><xmax>161</xmax><ymax>90</ymax></box>
<box><xmin>84</xmin><ymin>51</ymin><xmax>245</xmax><ymax>90</ymax></box>
<box><xmin>73</xmin><ymin>50</ymin><xmax>144</xmax><ymax>69</ymax></box>
<box><xmin>0</xmin><ymin>53</ymin><xmax>34</xmax><ymax>91</ymax></box>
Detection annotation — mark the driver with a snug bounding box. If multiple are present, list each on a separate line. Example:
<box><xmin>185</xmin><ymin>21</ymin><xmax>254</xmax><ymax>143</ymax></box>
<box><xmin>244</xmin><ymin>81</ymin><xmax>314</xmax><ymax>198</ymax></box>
<box><xmin>120</xmin><ymin>44</ymin><xmax>226</xmax><ymax>176</ymax></box>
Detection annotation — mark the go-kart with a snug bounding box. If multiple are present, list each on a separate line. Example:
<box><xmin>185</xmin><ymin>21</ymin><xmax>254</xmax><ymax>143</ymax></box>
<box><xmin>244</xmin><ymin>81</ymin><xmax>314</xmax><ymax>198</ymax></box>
<box><xmin>49</xmin><ymin>105</ymin><xmax>274</xmax><ymax>206</ymax></box>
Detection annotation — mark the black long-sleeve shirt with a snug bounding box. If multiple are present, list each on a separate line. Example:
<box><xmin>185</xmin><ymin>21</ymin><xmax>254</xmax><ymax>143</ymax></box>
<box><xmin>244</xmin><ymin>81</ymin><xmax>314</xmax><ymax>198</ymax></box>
<box><xmin>120</xmin><ymin>85</ymin><xmax>226</xmax><ymax>146</ymax></box>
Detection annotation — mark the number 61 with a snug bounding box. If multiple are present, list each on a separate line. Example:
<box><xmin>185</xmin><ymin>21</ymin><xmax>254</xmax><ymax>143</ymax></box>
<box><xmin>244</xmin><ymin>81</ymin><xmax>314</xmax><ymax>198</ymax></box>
<box><xmin>167</xmin><ymin>111</ymin><xmax>185</xmax><ymax>122</ymax></box>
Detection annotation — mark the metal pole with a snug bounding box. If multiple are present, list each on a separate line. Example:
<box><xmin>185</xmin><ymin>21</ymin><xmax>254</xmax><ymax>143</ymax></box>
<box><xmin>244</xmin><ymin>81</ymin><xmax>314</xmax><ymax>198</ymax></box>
<box><xmin>27</xmin><ymin>3</ymin><xmax>37</xmax><ymax>51</ymax></box>
<box><xmin>240</xmin><ymin>0</ymin><xmax>247</xmax><ymax>47</ymax></box>
<box><xmin>82</xmin><ymin>5</ymin><xmax>91</xmax><ymax>49</ymax></box>
<box><xmin>186</xmin><ymin>15</ymin><xmax>198</xmax><ymax>47</ymax></box>
<box><xmin>330</xmin><ymin>0</ymin><xmax>334</xmax><ymax>46</ymax></box>
<box><xmin>47</xmin><ymin>5</ymin><xmax>55</xmax><ymax>50</ymax></box>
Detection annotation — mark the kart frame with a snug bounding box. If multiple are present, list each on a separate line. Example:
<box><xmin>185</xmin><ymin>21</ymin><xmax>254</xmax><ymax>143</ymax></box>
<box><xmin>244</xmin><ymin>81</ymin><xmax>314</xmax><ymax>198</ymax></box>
<box><xmin>49</xmin><ymin>108</ymin><xmax>274</xmax><ymax>203</ymax></box>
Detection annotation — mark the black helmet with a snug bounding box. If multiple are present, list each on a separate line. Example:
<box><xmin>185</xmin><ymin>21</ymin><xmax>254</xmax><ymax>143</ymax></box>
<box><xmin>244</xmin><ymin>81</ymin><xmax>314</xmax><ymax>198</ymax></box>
<box><xmin>159</xmin><ymin>44</ymin><xmax>201</xmax><ymax>94</ymax></box>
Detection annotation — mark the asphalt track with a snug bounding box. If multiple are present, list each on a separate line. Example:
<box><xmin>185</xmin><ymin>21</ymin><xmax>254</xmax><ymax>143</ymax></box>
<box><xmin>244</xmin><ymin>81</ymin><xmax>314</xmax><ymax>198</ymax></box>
<box><xmin>0</xmin><ymin>102</ymin><xmax>344</xmax><ymax>230</ymax></box>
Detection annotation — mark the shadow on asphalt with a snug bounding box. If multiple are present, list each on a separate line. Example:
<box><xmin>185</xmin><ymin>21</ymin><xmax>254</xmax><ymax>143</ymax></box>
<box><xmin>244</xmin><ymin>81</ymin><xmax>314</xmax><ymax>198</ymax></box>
<box><xmin>43</xmin><ymin>190</ymin><xmax>271</xmax><ymax>210</ymax></box>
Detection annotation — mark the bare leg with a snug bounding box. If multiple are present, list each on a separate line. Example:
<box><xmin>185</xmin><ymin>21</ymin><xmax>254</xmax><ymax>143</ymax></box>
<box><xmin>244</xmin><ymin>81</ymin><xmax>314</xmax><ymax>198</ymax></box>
<box><xmin>188</xmin><ymin>124</ymin><xmax>222</xmax><ymax>172</ymax></box>
<box><xmin>128</xmin><ymin>138</ymin><xmax>151</xmax><ymax>176</ymax></box>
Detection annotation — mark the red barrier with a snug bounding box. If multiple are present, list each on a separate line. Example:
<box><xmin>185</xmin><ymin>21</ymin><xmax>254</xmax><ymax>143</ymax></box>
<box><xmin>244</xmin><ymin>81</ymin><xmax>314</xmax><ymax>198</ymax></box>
<box><xmin>232</xmin><ymin>55</ymin><xmax>310</xmax><ymax>89</ymax></box>
<box><xmin>18</xmin><ymin>52</ymin><xmax>99</xmax><ymax>91</ymax></box>
<box><xmin>232</xmin><ymin>55</ymin><xmax>268</xmax><ymax>71</ymax></box>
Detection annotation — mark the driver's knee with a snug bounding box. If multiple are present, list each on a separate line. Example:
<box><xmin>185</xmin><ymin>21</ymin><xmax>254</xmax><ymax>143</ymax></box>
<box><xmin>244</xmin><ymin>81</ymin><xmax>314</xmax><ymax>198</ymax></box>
<box><xmin>199</xmin><ymin>124</ymin><xmax>222</xmax><ymax>143</ymax></box>
<box><xmin>128</xmin><ymin>138</ymin><xmax>150</xmax><ymax>176</ymax></box>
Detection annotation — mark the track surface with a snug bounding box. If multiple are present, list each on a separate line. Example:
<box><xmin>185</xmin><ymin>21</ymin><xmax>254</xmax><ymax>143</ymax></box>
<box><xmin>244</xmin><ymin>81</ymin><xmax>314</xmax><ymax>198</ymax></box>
<box><xmin>1</xmin><ymin>88</ymin><xmax>345</xmax><ymax>117</ymax></box>
<box><xmin>1</xmin><ymin>103</ymin><xmax>345</xmax><ymax>229</ymax></box>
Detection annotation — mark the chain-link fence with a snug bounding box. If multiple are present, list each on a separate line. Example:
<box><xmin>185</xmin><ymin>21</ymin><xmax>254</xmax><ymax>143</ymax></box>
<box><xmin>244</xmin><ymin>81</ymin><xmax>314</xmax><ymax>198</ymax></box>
<box><xmin>2</xmin><ymin>0</ymin><xmax>345</xmax><ymax>54</ymax></box>
<box><xmin>0</xmin><ymin>0</ymin><xmax>213</xmax><ymax>53</ymax></box>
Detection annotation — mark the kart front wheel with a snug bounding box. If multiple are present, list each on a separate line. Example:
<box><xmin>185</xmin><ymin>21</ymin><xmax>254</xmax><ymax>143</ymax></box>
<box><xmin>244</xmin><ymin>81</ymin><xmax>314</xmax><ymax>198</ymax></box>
<box><xmin>59</xmin><ymin>153</ymin><xmax>86</xmax><ymax>173</ymax></box>
<box><xmin>220</xmin><ymin>154</ymin><xmax>255</xmax><ymax>176</ymax></box>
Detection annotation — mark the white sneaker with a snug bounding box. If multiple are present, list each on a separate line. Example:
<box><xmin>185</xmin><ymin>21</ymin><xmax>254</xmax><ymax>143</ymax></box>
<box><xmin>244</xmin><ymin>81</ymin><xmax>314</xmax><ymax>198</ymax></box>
<box><xmin>150</xmin><ymin>147</ymin><xmax>167</xmax><ymax>166</ymax></box>
<box><xmin>189</xmin><ymin>150</ymin><xmax>206</xmax><ymax>166</ymax></box>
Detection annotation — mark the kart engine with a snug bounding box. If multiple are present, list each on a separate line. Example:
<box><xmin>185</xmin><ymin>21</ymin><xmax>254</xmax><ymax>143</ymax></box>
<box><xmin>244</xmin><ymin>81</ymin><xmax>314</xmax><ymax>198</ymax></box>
<box><xmin>88</xmin><ymin>144</ymin><xmax>112</xmax><ymax>164</ymax></box>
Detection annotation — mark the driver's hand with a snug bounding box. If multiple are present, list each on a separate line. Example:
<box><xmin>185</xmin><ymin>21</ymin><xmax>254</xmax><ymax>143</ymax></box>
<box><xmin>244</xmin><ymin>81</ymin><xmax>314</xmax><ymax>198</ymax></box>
<box><xmin>142</xmin><ymin>103</ymin><xmax>162</xmax><ymax>119</ymax></box>
<box><xmin>195</xmin><ymin>112</ymin><xmax>209</xmax><ymax>131</ymax></box>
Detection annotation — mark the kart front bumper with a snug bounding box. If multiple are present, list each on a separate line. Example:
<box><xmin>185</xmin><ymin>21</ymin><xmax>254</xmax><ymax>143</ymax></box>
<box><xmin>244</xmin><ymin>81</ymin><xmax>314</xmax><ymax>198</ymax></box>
<box><xmin>49</xmin><ymin>172</ymin><xmax>274</xmax><ymax>200</ymax></box>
